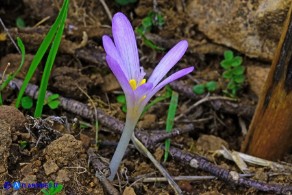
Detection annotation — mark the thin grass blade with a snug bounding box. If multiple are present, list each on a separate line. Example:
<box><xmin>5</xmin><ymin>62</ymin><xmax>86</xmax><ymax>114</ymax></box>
<box><xmin>164</xmin><ymin>90</ymin><xmax>178</xmax><ymax>162</ymax></box>
<box><xmin>34</xmin><ymin>0</ymin><xmax>69</xmax><ymax>117</ymax></box>
<box><xmin>15</xmin><ymin>0</ymin><xmax>69</xmax><ymax>108</ymax></box>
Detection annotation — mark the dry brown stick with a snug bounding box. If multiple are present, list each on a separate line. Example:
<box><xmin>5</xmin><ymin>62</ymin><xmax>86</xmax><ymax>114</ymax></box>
<box><xmin>4</xmin><ymin>75</ymin><xmax>292</xmax><ymax>193</ymax></box>
<box><xmin>168</xmin><ymin>146</ymin><xmax>292</xmax><ymax>194</ymax></box>
<box><xmin>87</xmin><ymin>148</ymin><xmax>119</xmax><ymax>195</ymax></box>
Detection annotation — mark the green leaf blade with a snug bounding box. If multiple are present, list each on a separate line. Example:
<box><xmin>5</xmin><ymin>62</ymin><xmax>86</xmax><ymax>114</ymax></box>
<box><xmin>231</xmin><ymin>56</ymin><xmax>243</xmax><ymax>67</ymax></box>
<box><xmin>234</xmin><ymin>74</ymin><xmax>245</xmax><ymax>84</ymax></box>
<box><xmin>164</xmin><ymin>91</ymin><xmax>178</xmax><ymax>162</ymax></box>
<box><xmin>224</xmin><ymin>50</ymin><xmax>233</xmax><ymax>60</ymax></box>
<box><xmin>220</xmin><ymin>59</ymin><xmax>232</xmax><ymax>69</ymax></box>
<box><xmin>205</xmin><ymin>81</ymin><xmax>218</xmax><ymax>92</ymax></box>
<box><xmin>193</xmin><ymin>84</ymin><xmax>205</xmax><ymax>95</ymax></box>
<box><xmin>21</xmin><ymin>96</ymin><xmax>33</xmax><ymax>109</ymax></box>
<box><xmin>48</xmin><ymin>100</ymin><xmax>60</xmax><ymax>109</ymax></box>
<box><xmin>34</xmin><ymin>0</ymin><xmax>69</xmax><ymax>117</ymax></box>
<box><xmin>232</xmin><ymin>66</ymin><xmax>245</xmax><ymax>75</ymax></box>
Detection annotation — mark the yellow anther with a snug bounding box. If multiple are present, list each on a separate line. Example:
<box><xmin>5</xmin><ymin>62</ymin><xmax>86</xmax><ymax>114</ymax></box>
<box><xmin>138</xmin><ymin>95</ymin><xmax>147</xmax><ymax>104</ymax></box>
<box><xmin>130</xmin><ymin>79</ymin><xmax>147</xmax><ymax>90</ymax></box>
<box><xmin>140</xmin><ymin>79</ymin><xmax>146</xmax><ymax>85</ymax></box>
<box><xmin>129</xmin><ymin>79</ymin><xmax>137</xmax><ymax>90</ymax></box>
<box><xmin>141</xmin><ymin>95</ymin><xmax>146</xmax><ymax>101</ymax></box>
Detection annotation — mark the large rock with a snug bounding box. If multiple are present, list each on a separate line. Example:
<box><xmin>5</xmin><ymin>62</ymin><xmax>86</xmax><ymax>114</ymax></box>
<box><xmin>187</xmin><ymin>0</ymin><xmax>291</xmax><ymax>61</ymax></box>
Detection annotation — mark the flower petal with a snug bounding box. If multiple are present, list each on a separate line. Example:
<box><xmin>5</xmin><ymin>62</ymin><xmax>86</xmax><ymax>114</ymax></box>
<box><xmin>143</xmin><ymin>67</ymin><xmax>194</xmax><ymax>105</ymax></box>
<box><xmin>102</xmin><ymin>35</ymin><xmax>129</xmax><ymax>79</ymax></box>
<box><xmin>148</xmin><ymin>40</ymin><xmax>188</xmax><ymax>87</ymax></box>
<box><xmin>135</xmin><ymin>82</ymin><xmax>153</xmax><ymax>101</ymax></box>
<box><xmin>112</xmin><ymin>12</ymin><xmax>140</xmax><ymax>80</ymax></box>
<box><xmin>106</xmin><ymin>55</ymin><xmax>134</xmax><ymax>102</ymax></box>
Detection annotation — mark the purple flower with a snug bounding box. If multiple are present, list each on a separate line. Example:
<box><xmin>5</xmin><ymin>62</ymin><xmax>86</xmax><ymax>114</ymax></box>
<box><xmin>103</xmin><ymin>12</ymin><xmax>194</xmax><ymax>180</ymax></box>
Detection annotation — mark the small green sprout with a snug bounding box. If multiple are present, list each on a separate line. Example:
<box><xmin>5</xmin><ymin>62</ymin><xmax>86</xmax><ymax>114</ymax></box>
<box><xmin>193</xmin><ymin>81</ymin><xmax>218</xmax><ymax>95</ymax></box>
<box><xmin>41</xmin><ymin>181</ymin><xmax>63</xmax><ymax>195</ymax></box>
<box><xmin>116</xmin><ymin>94</ymin><xmax>127</xmax><ymax>113</ymax></box>
<box><xmin>18</xmin><ymin>140</ymin><xmax>28</xmax><ymax>149</ymax></box>
<box><xmin>205</xmin><ymin>81</ymin><xmax>218</xmax><ymax>92</ymax></box>
<box><xmin>115</xmin><ymin>0</ymin><xmax>137</xmax><ymax>6</ymax></box>
<box><xmin>16</xmin><ymin>17</ymin><xmax>26</xmax><ymax>29</ymax></box>
<box><xmin>135</xmin><ymin>11</ymin><xmax>165</xmax><ymax>51</ymax></box>
<box><xmin>220</xmin><ymin>50</ymin><xmax>245</xmax><ymax>97</ymax></box>
<box><xmin>20</xmin><ymin>94</ymin><xmax>60</xmax><ymax>110</ymax></box>
<box><xmin>45</xmin><ymin>94</ymin><xmax>60</xmax><ymax>109</ymax></box>
<box><xmin>21</xmin><ymin>96</ymin><xmax>33</xmax><ymax>109</ymax></box>
<box><xmin>79</xmin><ymin>122</ymin><xmax>91</xmax><ymax>130</ymax></box>
<box><xmin>193</xmin><ymin>84</ymin><xmax>205</xmax><ymax>95</ymax></box>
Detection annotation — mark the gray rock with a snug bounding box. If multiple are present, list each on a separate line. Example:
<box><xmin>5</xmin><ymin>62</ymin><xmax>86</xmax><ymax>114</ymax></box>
<box><xmin>186</xmin><ymin>0</ymin><xmax>291</xmax><ymax>61</ymax></box>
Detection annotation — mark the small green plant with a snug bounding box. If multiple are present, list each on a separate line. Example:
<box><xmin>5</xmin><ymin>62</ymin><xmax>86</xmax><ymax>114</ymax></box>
<box><xmin>45</xmin><ymin>94</ymin><xmax>60</xmax><ymax>109</ymax></box>
<box><xmin>115</xmin><ymin>0</ymin><xmax>137</xmax><ymax>6</ymax></box>
<box><xmin>164</xmin><ymin>90</ymin><xmax>178</xmax><ymax>162</ymax></box>
<box><xmin>41</xmin><ymin>181</ymin><xmax>63</xmax><ymax>195</ymax></box>
<box><xmin>193</xmin><ymin>81</ymin><xmax>218</xmax><ymax>95</ymax></box>
<box><xmin>20</xmin><ymin>94</ymin><xmax>60</xmax><ymax>110</ymax></box>
<box><xmin>21</xmin><ymin>96</ymin><xmax>33</xmax><ymax>109</ymax></box>
<box><xmin>15</xmin><ymin>0</ymin><xmax>69</xmax><ymax>117</ymax></box>
<box><xmin>18</xmin><ymin>140</ymin><xmax>28</xmax><ymax>149</ymax></box>
<box><xmin>220</xmin><ymin>50</ymin><xmax>245</xmax><ymax>97</ymax></box>
<box><xmin>135</xmin><ymin>11</ymin><xmax>165</xmax><ymax>51</ymax></box>
<box><xmin>116</xmin><ymin>94</ymin><xmax>127</xmax><ymax>112</ymax></box>
<box><xmin>16</xmin><ymin>17</ymin><xmax>26</xmax><ymax>29</ymax></box>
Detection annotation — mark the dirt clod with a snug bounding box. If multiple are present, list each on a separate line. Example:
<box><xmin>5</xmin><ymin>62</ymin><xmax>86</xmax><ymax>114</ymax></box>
<box><xmin>0</xmin><ymin>120</ymin><xmax>11</xmax><ymax>183</ymax></box>
<box><xmin>56</xmin><ymin>169</ymin><xmax>70</xmax><ymax>183</ymax></box>
<box><xmin>101</xmin><ymin>73</ymin><xmax>120</xmax><ymax>92</ymax></box>
<box><xmin>51</xmin><ymin>66</ymin><xmax>92</xmax><ymax>100</ymax></box>
<box><xmin>196</xmin><ymin>134</ymin><xmax>229</xmax><ymax>152</ymax></box>
<box><xmin>43</xmin><ymin>160</ymin><xmax>59</xmax><ymax>176</ymax></box>
<box><xmin>44</xmin><ymin>134</ymin><xmax>85</xmax><ymax>167</ymax></box>
<box><xmin>0</xmin><ymin>105</ymin><xmax>26</xmax><ymax>131</ymax></box>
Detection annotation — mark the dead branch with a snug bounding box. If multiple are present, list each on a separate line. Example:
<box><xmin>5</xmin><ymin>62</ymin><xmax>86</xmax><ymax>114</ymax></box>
<box><xmin>87</xmin><ymin>148</ymin><xmax>119</xmax><ymax>195</ymax></box>
<box><xmin>168</xmin><ymin>146</ymin><xmax>292</xmax><ymax>194</ymax></box>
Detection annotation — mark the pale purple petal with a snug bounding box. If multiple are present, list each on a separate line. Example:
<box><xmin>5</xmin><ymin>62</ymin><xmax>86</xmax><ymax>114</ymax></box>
<box><xmin>148</xmin><ymin>40</ymin><xmax>188</xmax><ymax>87</ymax></box>
<box><xmin>102</xmin><ymin>35</ymin><xmax>130</xmax><ymax>79</ymax></box>
<box><xmin>112</xmin><ymin>12</ymin><xmax>140</xmax><ymax>80</ymax></box>
<box><xmin>106</xmin><ymin>56</ymin><xmax>134</xmax><ymax>101</ymax></box>
<box><xmin>135</xmin><ymin>82</ymin><xmax>153</xmax><ymax>100</ymax></box>
<box><xmin>143</xmin><ymin>67</ymin><xmax>194</xmax><ymax>105</ymax></box>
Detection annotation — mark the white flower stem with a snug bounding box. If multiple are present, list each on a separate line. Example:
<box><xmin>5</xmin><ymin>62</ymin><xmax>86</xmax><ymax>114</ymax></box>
<box><xmin>108</xmin><ymin>116</ymin><xmax>137</xmax><ymax>181</ymax></box>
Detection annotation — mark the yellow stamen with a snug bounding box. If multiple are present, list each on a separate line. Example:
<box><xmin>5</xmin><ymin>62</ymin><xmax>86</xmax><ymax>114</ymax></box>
<box><xmin>140</xmin><ymin>79</ymin><xmax>146</xmax><ymax>85</ymax></box>
<box><xmin>129</xmin><ymin>79</ymin><xmax>137</xmax><ymax>90</ymax></box>
<box><xmin>129</xmin><ymin>79</ymin><xmax>147</xmax><ymax>90</ymax></box>
<box><xmin>141</xmin><ymin>95</ymin><xmax>146</xmax><ymax>101</ymax></box>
